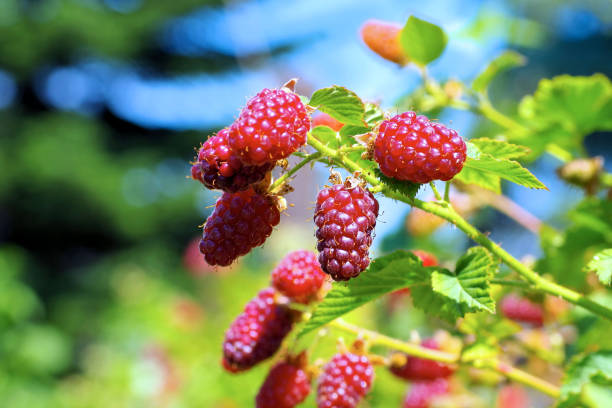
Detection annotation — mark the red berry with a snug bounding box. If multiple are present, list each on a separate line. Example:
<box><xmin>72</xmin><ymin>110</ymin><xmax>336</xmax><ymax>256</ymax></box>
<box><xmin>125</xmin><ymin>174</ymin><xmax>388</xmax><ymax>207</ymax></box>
<box><xmin>200</xmin><ymin>188</ymin><xmax>281</xmax><ymax>266</ymax></box>
<box><xmin>256</xmin><ymin>361</ymin><xmax>311</xmax><ymax>408</ymax></box>
<box><xmin>317</xmin><ymin>353</ymin><xmax>374</xmax><ymax>408</ymax></box>
<box><xmin>314</xmin><ymin>182</ymin><xmax>379</xmax><ymax>281</ymax></box>
<box><xmin>312</xmin><ymin>112</ymin><xmax>344</xmax><ymax>132</ymax></box>
<box><xmin>271</xmin><ymin>250</ymin><xmax>327</xmax><ymax>304</ymax></box>
<box><xmin>374</xmin><ymin>112</ymin><xmax>466</xmax><ymax>183</ymax></box>
<box><xmin>403</xmin><ymin>378</ymin><xmax>450</xmax><ymax>408</ymax></box>
<box><xmin>500</xmin><ymin>294</ymin><xmax>544</xmax><ymax>326</ymax></box>
<box><xmin>229</xmin><ymin>88</ymin><xmax>311</xmax><ymax>165</ymax></box>
<box><xmin>222</xmin><ymin>288</ymin><xmax>294</xmax><ymax>373</ymax></box>
<box><xmin>192</xmin><ymin>128</ymin><xmax>274</xmax><ymax>192</ymax></box>
<box><xmin>497</xmin><ymin>384</ymin><xmax>529</xmax><ymax>408</ymax></box>
<box><xmin>391</xmin><ymin>338</ymin><xmax>455</xmax><ymax>381</ymax></box>
<box><xmin>360</xmin><ymin>19</ymin><xmax>408</xmax><ymax>65</ymax></box>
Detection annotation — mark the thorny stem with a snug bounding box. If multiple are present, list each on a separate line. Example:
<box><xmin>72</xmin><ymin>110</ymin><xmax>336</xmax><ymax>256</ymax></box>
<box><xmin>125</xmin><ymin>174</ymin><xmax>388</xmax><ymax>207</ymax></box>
<box><xmin>269</xmin><ymin>152</ymin><xmax>321</xmax><ymax>193</ymax></box>
<box><xmin>306</xmin><ymin>133</ymin><xmax>612</xmax><ymax>320</ymax></box>
<box><xmin>328</xmin><ymin>319</ymin><xmax>560</xmax><ymax>398</ymax></box>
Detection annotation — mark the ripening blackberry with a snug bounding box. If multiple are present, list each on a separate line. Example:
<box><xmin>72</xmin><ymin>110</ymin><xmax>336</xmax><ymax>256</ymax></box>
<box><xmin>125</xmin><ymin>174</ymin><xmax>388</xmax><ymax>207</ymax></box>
<box><xmin>229</xmin><ymin>88</ymin><xmax>311</xmax><ymax>165</ymax></box>
<box><xmin>314</xmin><ymin>181</ymin><xmax>379</xmax><ymax>281</ymax></box>
<box><xmin>222</xmin><ymin>288</ymin><xmax>294</xmax><ymax>373</ymax></box>
<box><xmin>390</xmin><ymin>338</ymin><xmax>455</xmax><ymax>381</ymax></box>
<box><xmin>317</xmin><ymin>353</ymin><xmax>374</xmax><ymax>408</ymax></box>
<box><xmin>374</xmin><ymin>111</ymin><xmax>466</xmax><ymax>183</ymax></box>
<box><xmin>192</xmin><ymin>127</ymin><xmax>274</xmax><ymax>192</ymax></box>
<box><xmin>256</xmin><ymin>360</ymin><xmax>311</xmax><ymax>408</ymax></box>
<box><xmin>403</xmin><ymin>378</ymin><xmax>450</xmax><ymax>408</ymax></box>
<box><xmin>271</xmin><ymin>250</ymin><xmax>327</xmax><ymax>304</ymax></box>
<box><xmin>200</xmin><ymin>188</ymin><xmax>281</xmax><ymax>266</ymax></box>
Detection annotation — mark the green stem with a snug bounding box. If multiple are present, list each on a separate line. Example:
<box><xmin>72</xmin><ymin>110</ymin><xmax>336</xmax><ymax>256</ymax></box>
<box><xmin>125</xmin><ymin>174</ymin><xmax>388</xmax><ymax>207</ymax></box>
<box><xmin>269</xmin><ymin>152</ymin><xmax>321</xmax><ymax>193</ymax></box>
<box><xmin>429</xmin><ymin>182</ymin><xmax>442</xmax><ymax>201</ymax></box>
<box><xmin>443</xmin><ymin>181</ymin><xmax>451</xmax><ymax>202</ymax></box>
<box><xmin>490</xmin><ymin>279</ymin><xmax>532</xmax><ymax>288</ymax></box>
<box><xmin>328</xmin><ymin>319</ymin><xmax>560</xmax><ymax>398</ymax></box>
<box><xmin>306</xmin><ymin>133</ymin><xmax>612</xmax><ymax>320</ymax></box>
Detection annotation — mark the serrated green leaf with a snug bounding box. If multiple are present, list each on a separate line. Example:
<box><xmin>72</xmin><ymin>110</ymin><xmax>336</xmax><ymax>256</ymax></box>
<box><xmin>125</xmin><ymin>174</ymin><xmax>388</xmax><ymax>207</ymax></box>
<box><xmin>472</xmin><ymin>51</ymin><xmax>526</xmax><ymax>92</ymax></box>
<box><xmin>460</xmin><ymin>153</ymin><xmax>547</xmax><ymax>191</ymax></box>
<box><xmin>459</xmin><ymin>313</ymin><xmax>521</xmax><ymax>340</ymax></box>
<box><xmin>339</xmin><ymin>125</ymin><xmax>371</xmax><ymax>138</ymax></box>
<box><xmin>311</xmin><ymin>126</ymin><xmax>355</xmax><ymax>152</ymax></box>
<box><xmin>373</xmin><ymin>168</ymin><xmax>421</xmax><ymax>199</ymax></box>
<box><xmin>454</xmin><ymin>165</ymin><xmax>501</xmax><ymax>193</ymax></box>
<box><xmin>309</xmin><ymin>86</ymin><xmax>366</xmax><ymax>126</ymax></box>
<box><xmin>299</xmin><ymin>251</ymin><xmax>430</xmax><ymax>336</ymax></box>
<box><xmin>559</xmin><ymin>350</ymin><xmax>612</xmax><ymax>408</ymax></box>
<box><xmin>411</xmin><ymin>284</ymin><xmax>464</xmax><ymax>322</ymax></box>
<box><xmin>432</xmin><ymin>247</ymin><xmax>497</xmax><ymax>313</ymax></box>
<box><xmin>364</xmin><ymin>102</ymin><xmax>384</xmax><ymax>126</ymax></box>
<box><xmin>469</xmin><ymin>138</ymin><xmax>530</xmax><ymax>160</ymax></box>
<box><xmin>584</xmin><ymin>249</ymin><xmax>612</xmax><ymax>286</ymax></box>
<box><xmin>399</xmin><ymin>16</ymin><xmax>448</xmax><ymax>66</ymax></box>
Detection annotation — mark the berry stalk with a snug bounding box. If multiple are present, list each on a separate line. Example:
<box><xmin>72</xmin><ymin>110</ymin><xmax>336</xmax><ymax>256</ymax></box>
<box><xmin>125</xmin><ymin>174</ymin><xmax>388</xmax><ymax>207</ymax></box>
<box><xmin>305</xmin><ymin>132</ymin><xmax>612</xmax><ymax>320</ymax></box>
<box><xmin>327</xmin><ymin>318</ymin><xmax>561</xmax><ymax>398</ymax></box>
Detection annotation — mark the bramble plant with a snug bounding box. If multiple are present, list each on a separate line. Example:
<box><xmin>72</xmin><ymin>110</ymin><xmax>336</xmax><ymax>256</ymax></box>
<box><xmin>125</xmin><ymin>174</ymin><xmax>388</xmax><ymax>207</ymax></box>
<box><xmin>191</xmin><ymin>15</ymin><xmax>612</xmax><ymax>408</ymax></box>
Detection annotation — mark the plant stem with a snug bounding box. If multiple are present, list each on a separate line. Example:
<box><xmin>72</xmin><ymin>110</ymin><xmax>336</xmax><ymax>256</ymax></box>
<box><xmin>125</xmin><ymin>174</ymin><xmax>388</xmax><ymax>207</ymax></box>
<box><xmin>269</xmin><ymin>152</ymin><xmax>321</xmax><ymax>193</ymax></box>
<box><xmin>490</xmin><ymin>279</ymin><xmax>532</xmax><ymax>288</ymax></box>
<box><xmin>306</xmin><ymin>133</ymin><xmax>612</xmax><ymax>320</ymax></box>
<box><xmin>443</xmin><ymin>181</ymin><xmax>451</xmax><ymax>202</ymax></box>
<box><xmin>328</xmin><ymin>319</ymin><xmax>560</xmax><ymax>398</ymax></box>
<box><xmin>430</xmin><ymin>182</ymin><xmax>442</xmax><ymax>201</ymax></box>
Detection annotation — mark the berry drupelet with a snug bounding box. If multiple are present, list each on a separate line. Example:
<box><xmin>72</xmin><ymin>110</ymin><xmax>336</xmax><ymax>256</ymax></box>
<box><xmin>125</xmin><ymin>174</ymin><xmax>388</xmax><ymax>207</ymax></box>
<box><xmin>314</xmin><ymin>182</ymin><xmax>379</xmax><ymax>281</ymax></box>
<box><xmin>374</xmin><ymin>111</ymin><xmax>466</xmax><ymax>183</ymax></box>
<box><xmin>271</xmin><ymin>250</ymin><xmax>327</xmax><ymax>304</ymax></box>
<box><xmin>256</xmin><ymin>360</ymin><xmax>311</xmax><ymax>408</ymax></box>
<box><xmin>390</xmin><ymin>338</ymin><xmax>455</xmax><ymax>381</ymax></box>
<box><xmin>317</xmin><ymin>353</ymin><xmax>374</xmax><ymax>408</ymax></box>
<box><xmin>200</xmin><ymin>188</ymin><xmax>280</xmax><ymax>266</ymax></box>
<box><xmin>222</xmin><ymin>288</ymin><xmax>294</xmax><ymax>373</ymax></box>
<box><xmin>192</xmin><ymin>127</ymin><xmax>273</xmax><ymax>193</ymax></box>
<box><xmin>229</xmin><ymin>88</ymin><xmax>311</xmax><ymax>165</ymax></box>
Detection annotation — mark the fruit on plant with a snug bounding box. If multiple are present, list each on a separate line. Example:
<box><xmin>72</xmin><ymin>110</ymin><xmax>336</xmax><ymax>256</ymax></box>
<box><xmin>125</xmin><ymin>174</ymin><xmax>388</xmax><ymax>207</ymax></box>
<box><xmin>314</xmin><ymin>181</ymin><xmax>379</xmax><ymax>281</ymax></box>
<box><xmin>374</xmin><ymin>111</ymin><xmax>466</xmax><ymax>183</ymax></box>
<box><xmin>496</xmin><ymin>384</ymin><xmax>529</xmax><ymax>408</ymax></box>
<box><xmin>317</xmin><ymin>353</ymin><xmax>374</xmax><ymax>408</ymax></box>
<box><xmin>390</xmin><ymin>338</ymin><xmax>455</xmax><ymax>381</ymax></box>
<box><xmin>192</xmin><ymin>127</ymin><xmax>274</xmax><ymax>192</ymax></box>
<box><xmin>229</xmin><ymin>88</ymin><xmax>311</xmax><ymax>165</ymax></box>
<box><xmin>360</xmin><ymin>19</ymin><xmax>408</xmax><ymax>65</ymax></box>
<box><xmin>403</xmin><ymin>378</ymin><xmax>450</xmax><ymax>408</ymax></box>
<box><xmin>312</xmin><ymin>112</ymin><xmax>344</xmax><ymax>132</ymax></box>
<box><xmin>500</xmin><ymin>294</ymin><xmax>544</xmax><ymax>326</ymax></box>
<box><xmin>199</xmin><ymin>188</ymin><xmax>281</xmax><ymax>266</ymax></box>
<box><xmin>255</xmin><ymin>360</ymin><xmax>311</xmax><ymax>408</ymax></box>
<box><xmin>222</xmin><ymin>288</ymin><xmax>294</xmax><ymax>373</ymax></box>
<box><xmin>271</xmin><ymin>250</ymin><xmax>327</xmax><ymax>304</ymax></box>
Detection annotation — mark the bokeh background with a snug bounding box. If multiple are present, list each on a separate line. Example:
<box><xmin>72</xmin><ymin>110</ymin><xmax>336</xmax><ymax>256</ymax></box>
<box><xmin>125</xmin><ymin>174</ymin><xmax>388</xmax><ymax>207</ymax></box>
<box><xmin>1</xmin><ymin>0</ymin><xmax>611</xmax><ymax>407</ymax></box>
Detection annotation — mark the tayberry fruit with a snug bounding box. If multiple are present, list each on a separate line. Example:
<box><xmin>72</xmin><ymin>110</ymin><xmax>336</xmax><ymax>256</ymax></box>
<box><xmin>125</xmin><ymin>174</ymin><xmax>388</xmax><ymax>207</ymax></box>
<box><xmin>391</xmin><ymin>338</ymin><xmax>455</xmax><ymax>381</ymax></box>
<box><xmin>374</xmin><ymin>111</ymin><xmax>466</xmax><ymax>183</ymax></box>
<box><xmin>256</xmin><ymin>360</ymin><xmax>311</xmax><ymax>408</ymax></box>
<box><xmin>317</xmin><ymin>353</ymin><xmax>374</xmax><ymax>408</ymax></box>
<box><xmin>360</xmin><ymin>19</ymin><xmax>407</xmax><ymax>65</ymax></box>
<box><xmin>200</xmin><ymin>188</ymin><xmax>281</xmax><ymax>266</ymax></box>
<box><xmin>222</xmin><ymin>288</ymin><xmax>294</xmax><ymax>373</ymax></box>
<box><xmin>230</xmin><ymin>88</ymin><xmax>311</xmax><ymax>165</ymax></box>
<box><xmin>271</xmin><ymin>250</ymin><xmax>327</xmax><ymax>304</ymax></box>
<box><xmin>500</xmin><ymin>294</ymin><xmax>544</xmax><ymax>326</ymax></box>
<box><xmin>403</xmin><ymin>378</ymin><xmax>450</xmax><ymax>408</ymax></box>
<box><xmin>312</xmin><ymin>112</ymin><xmax>344</xmax><ymax>132</ymax></box>
<box><xmin>314</xmin><ymin>182</ymin><xmax>379</xmax><ymax>281</ymax></box>
<box><xmin>192</xmin><ymin>127</ymin><xmax>273</xmax><ymax>192</ymax></box>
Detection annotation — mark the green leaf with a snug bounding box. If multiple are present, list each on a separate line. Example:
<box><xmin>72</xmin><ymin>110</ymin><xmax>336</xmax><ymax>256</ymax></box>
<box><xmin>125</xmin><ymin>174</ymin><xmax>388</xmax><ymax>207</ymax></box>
<box><xmin>399</xmin><ymin>16</ymin><xmax>448</xmax><ymax>66</ymax></box>
<box><xmin>461</xmin><ymin>341</ymin><xmax>498</xmax><ymax>364</ymax></box>
<box><xmin>309</xmin><ymin>86</ymin><xmax>366</xmax><ymax>126</ymax></box>
<box><xmin>458</xmin><ymin>153</ymin><xmax>547</xmax><ymax>191</ymax></box>
<box><xmin>516</xmin><ymin>74</ymin><xmax>612</xmax><ymax>154</ymax></box>
<box><xmin>364</xmin><ymin>102</ymin><xmax>384</xmax><ymax>126</ymax></box>
<box><xmin>469</xmin><ymin>138</ymin><xmax>530</xmax><ymax>160</ymax></box>
<box><xmin>584</xmin><ymin>249</ymin><xmax>612</xmax><ymax>286</ymax></box>
<box><xmin>374</xmin><ymin>168</ymin><xmax>421</xmax><ymax>199</ymax></box>
<box><xmin>339</xmin><ymin>125</ymin><xmax>371</xmax><ymax>139</ymax></box>
<box><xmin>432</xmin><ymin>247</ymin><xmax>497</xmax><ymax>313</ymax></box>
<box><xmin>559</xmin><ymin>350</ymin><xmax>612</xmax><ymax>408</ymax></box>
<box><xmin>411</xmin><ymin>284</ymin><xmax>465</xmax><ymax>322</ymax></box>
<box><xmin>459</xmin><ymin>313</ymin><xmax>521</xmax><ymax>340</ymax></box>
<box><xmin>299</xmin><ymin>251</ymin><xmax>430</xmax><ymax>336</ymax></box>
<box><xmin>454</xmin><ymin>165</ymin><xmax>501</xmax><ymax>193</ymax></box>
<box><xmin>311</xmin><ymin>125</ymin><xmax>355</xmax><ymax>151</ymax></box>
<box><xmin>472</xmin><ymin>51</ymin><xmax>526</xmax><ymax>92</ymax></box>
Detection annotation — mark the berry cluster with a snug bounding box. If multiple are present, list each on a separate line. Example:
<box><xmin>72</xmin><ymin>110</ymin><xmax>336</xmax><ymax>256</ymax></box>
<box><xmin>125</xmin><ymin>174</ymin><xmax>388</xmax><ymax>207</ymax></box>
<box><xmin>314</xmin><ymin>182</ymin><xmax>379</xmax><ymax>281</ymax></box>
<box><xmin>374</xmin><ymin>111</ymin><xmax>467</xmax><ymax>183</ymax></box>
<box><xmin>317</xmin><ymin>353</ymin><xmax>374</xmax><ymax>408</ymax></box>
